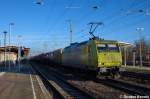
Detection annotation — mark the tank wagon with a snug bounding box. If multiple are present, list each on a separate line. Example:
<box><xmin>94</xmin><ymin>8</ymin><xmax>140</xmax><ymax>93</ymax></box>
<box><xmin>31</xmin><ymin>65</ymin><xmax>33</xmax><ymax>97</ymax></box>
<box><xmin>48</xmin><ymin>38</ymin><xmax>122</xmax><ymax>76</ymax></box>
<box><xmin>49</xmin><ymin>49</ymin><xmax>62</xmax><ymax>64</ymax></box>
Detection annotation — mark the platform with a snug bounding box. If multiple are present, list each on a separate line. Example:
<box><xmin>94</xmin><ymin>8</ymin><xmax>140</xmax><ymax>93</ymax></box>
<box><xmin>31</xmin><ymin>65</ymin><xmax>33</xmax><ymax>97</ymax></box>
<box><xmin>0</xmin><ymin>64</ymin><xmax>51</xmax><ymax>99</ymax></box>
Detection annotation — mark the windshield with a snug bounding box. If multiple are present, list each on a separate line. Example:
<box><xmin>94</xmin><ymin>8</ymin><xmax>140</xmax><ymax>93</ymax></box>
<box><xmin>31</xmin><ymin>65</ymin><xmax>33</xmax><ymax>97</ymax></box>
<box><xmin>97</xmin><ymin>44</ymin><xmax>119</xmax><ymax>52</ymax></box>
<box><xmin>108</xmin><ymin>44</ymin><xmax>119</xmax><ymax>52</ymax></box>
<box><xmin>97</xmin><ymin>44</ymin><xmax>107</xmax><ymax>52</ymax></box>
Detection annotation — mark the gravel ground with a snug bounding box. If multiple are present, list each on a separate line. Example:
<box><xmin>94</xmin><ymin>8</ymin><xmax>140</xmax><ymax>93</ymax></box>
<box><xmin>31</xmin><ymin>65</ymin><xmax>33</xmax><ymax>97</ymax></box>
<box><xmin>68</xmin><ymin>80</ymin><xmax>129</xmax><ymax>99</ymax></box>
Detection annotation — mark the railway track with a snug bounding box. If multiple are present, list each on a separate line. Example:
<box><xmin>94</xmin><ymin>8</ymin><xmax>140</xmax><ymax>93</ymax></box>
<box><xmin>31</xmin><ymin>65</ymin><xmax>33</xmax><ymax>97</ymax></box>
<box><xmin>31</xmin><ymin>63</ymin><xmax>93</xmax><ymax>99</ymax></box>
<box><xmin>119</xmin><ymin>71</ymin><xmax>150</xmax><ymax>86</ymax></box>
<box><xmin>31</xmin><ymin>62</ymin><xmax>150</xmax><ymax>98</ymax></box>
<box><xmin>96</xmin><ymin>78</ymin><xmax>150</xmax><ymax>96</ymax></box>
<box><xmin>35</xmin><ymin>64</ymin><xmax>133</xmax><ymax>98</ymax></box>
<box><xmin>120</xmin><ymin>71</ymin><xmax>150</xmax><ymax>80</ymax></box>
<box><xmin>52</xmin><ymin>64</ymin><xmax>150</xmax><ymax>96</ymax></box>
<box><xmin>48</xmin><ymin>65</ymin><xmax>150</xmax><ymax>96</ymax></box>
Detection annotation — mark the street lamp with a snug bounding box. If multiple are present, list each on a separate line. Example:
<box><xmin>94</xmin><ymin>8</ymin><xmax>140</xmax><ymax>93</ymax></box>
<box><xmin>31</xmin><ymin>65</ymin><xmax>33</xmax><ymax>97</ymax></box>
<box><xmin>136</xmin><ymin>27</ymin><xmax>144</xmax><ymax>67</ymax></box>
<box><xmin>3</xmin><ymin>31</ymin><xmax>7</xmax><ymax>70</ymax></box>
<box><xmin>17</xmin><ymin>35</ymin><xmax>22</xmax><ymax>72</ymax></box>
<box><xmin>9</xmin><ymin>22</ymin><xmax>14</xmax><ymax>71</ymax></box>
<box><xmin>35</xmin><ymin>0</ymin><xmax>44</xmax><ymax>5</ymax></box>
<box><xmin>66</xmin><ymin>20</ymin><xmax>73</xmax><ymax>45</ymax></box>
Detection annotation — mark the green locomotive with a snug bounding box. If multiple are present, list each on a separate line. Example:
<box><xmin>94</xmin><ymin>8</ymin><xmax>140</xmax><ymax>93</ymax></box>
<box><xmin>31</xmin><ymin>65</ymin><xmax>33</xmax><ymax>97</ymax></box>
<box><xmin>62</xmin><ymin>38</ymin><xmax>122</xmax><ymax>75</ymax></box>
<box><xmin>48</xmin><ymin>38</ymin><xmax>122</xmax><ymax>76</ymax></box>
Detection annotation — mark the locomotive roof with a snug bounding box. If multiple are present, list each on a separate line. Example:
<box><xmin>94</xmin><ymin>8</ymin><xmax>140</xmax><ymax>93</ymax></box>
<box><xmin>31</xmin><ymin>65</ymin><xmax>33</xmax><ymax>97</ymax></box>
<box><xmin>64</xmin><ymin>39</ymin><xmax>119</xmax><ymax>49</ymax></box>
<box><xmin>96</xmin><ymin>39</ymin><xmax>118</xmax><ymax>43</ymax></box>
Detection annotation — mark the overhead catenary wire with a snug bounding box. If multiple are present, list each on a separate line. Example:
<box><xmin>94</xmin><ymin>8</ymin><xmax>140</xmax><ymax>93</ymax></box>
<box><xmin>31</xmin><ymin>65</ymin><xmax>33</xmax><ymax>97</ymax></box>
<box><xmin>46</xmin><ymin>0</ymin><xmax>74</xmax><ymax>34</ymax></box>
<box><xmin>100</xmin><ymin>0</ymin><xmax>149</xmax><ymax>38</ymax></box>
<box><xmin>34</xmin><ymin>0</ymin><xmax>150</xmax><ymax>53</ymax></box>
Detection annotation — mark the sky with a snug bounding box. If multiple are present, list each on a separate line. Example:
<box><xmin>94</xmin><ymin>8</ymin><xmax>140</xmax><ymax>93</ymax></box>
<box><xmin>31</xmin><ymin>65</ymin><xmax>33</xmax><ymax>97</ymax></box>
<box><xmin>0</xmin><ymin>0</ymin><xmax>150</xmax><ymax>55</ymax></box>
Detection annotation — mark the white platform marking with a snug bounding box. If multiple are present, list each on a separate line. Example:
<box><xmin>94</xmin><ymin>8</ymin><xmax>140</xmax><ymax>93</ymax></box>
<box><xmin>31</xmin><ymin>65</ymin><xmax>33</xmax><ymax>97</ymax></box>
<box><xmin>0</xmin><ymin>72</ymin><xmax>5</xmax><ymax>76</ymax></box>
<box><xmin>30</xmin><ymin>74</ymin><xmax>37</xmax><ymax>99</ymax></box>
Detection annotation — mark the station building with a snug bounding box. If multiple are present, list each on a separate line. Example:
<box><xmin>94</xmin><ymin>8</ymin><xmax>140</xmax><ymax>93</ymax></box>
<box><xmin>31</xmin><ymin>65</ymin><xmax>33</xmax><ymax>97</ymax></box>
<box><xmin>0</xmin><ymin>46</ymin><xmax>30</xmax><ymax>65</ymax></box>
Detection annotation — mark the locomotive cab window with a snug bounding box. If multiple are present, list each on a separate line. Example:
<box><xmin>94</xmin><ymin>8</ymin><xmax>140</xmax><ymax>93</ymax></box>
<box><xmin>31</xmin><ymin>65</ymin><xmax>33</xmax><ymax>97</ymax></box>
<box><xmin>97</xmin><ymin>44</ymin><xmax>107</xmax><ymax>53</ymax></box>
<box><xmin>108</xmin><ymin>44</ymin><xmax>119</xmax><ymax>52</ymax></box>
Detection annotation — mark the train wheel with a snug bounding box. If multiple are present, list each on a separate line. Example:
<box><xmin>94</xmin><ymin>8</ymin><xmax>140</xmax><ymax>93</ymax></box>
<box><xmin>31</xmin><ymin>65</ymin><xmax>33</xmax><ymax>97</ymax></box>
<box><xmin>112</xmin><ymin>72</ymin><xmax>120</xmax><ymax>79</ymax></box>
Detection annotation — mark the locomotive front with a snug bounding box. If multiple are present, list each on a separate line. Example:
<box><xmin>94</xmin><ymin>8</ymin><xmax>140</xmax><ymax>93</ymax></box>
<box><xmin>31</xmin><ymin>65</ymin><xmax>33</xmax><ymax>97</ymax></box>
<box><xmin>96</xmin><ymin>40</ymin><xmax>122</xmax><ymax>74</ymax></box>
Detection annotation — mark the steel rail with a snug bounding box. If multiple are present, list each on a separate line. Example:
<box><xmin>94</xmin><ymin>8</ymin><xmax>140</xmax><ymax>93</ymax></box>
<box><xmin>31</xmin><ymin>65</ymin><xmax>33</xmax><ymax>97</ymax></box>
<box><xmin>96</xmin><ymin>78</ymin><xmax>150</xmax><ymax>96</ymax></box>
<box><xmin>31</xmin><ymin>63</ymin><xmax>93</xmax><ymax>99</ymax></box>
<box><xmin>120</xmin><ymin>71</ymin><xmax>150</xmax><ymax>80</ymax></box>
